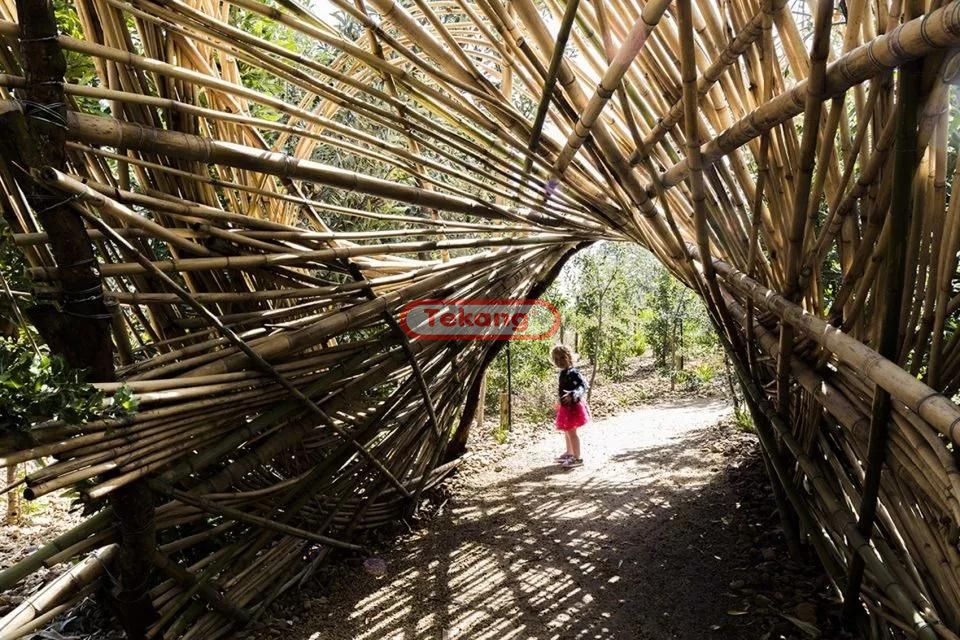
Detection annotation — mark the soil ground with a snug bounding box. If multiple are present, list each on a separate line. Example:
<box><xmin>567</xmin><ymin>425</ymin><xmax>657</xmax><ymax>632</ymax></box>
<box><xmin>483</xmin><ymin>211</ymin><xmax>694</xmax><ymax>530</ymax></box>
<box><xmin>273</xmin><ymin>398</ymin><xmax>848</xmax><ymax>640</ymax></box>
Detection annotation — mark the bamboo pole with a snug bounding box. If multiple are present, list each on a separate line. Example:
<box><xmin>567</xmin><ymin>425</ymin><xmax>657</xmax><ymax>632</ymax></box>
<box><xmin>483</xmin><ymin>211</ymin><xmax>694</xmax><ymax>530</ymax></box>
<box><xmin>655</xmin><ymin>2</ymin><xmax>960</xmax><ymax>190</ymax></box>
<box><xmin>843</xmin><ymin>7</ymin><xmax>924</xmax><ymax>619</ymax></box>
<box><xmin>775</xmin><ymin>0</ymin><xmax>833</xmax><ymax>415</ymax></box>
<box><xmin>57</xmin><ymin>189</ymin><xmax>413</xmax><ymax>497</ymax></box>
<box><xmin>553</xmin><ymin>0</ymin><xmax>671</xmax><ymax>172</ymax></box>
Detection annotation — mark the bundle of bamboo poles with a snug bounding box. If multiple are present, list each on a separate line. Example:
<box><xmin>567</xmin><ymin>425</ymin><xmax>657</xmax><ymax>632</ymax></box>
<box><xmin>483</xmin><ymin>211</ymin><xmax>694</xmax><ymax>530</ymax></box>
<box><xmin>3</xmin><ymin>0</ymin><xmax>960</xmax><ymax>637</ymax></box>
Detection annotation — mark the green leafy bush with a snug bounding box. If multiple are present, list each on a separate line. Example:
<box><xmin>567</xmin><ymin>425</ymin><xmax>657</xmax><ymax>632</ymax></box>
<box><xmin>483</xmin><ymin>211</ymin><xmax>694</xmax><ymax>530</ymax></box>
<box><xmin>0</xmin><ymin>336</ymin><xmax>138</xmax><ymax>432</ymax></box>
<box><xmin>631</xmin><ymin>331</ymin><xmax>647</xmax><ymax>357</ymax></box>
<box><xmin>734</xmin><ymin>407</ymin><xmax>755</xmax><ymax>433</ymax></box>
<box><xmin>484</xmin><ymin>294</ymin><xmax>565</xmax><ymax>411</ymax></box>
<box><xmin>692</xmin><ymin>363</ymin><xmax>716</xmax><ymax>385</ymax></box>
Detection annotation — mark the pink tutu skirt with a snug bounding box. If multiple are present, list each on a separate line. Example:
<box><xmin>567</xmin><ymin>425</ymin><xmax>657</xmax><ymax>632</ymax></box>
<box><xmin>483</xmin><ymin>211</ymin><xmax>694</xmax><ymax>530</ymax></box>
<box><xmin>555</xmin><ymin>401</ymin><xmax>590</xmax><ymax>431</ymax></box>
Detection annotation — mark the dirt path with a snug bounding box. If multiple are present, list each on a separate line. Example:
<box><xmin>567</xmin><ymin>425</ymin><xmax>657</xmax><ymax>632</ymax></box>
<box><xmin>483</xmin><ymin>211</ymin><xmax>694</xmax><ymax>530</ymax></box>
<box><xmin>279</xmin><ymin>399</ymin><xmax>843</xmax><ymax>640</ymax></box>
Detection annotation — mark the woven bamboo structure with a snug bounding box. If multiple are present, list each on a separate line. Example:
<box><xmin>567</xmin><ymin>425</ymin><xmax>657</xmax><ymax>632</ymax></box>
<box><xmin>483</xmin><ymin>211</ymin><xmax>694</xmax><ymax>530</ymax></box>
<box><xmin>2</xmin><ymin>0</ymin><xmax>960</xmax><ymax>637</ymax></box>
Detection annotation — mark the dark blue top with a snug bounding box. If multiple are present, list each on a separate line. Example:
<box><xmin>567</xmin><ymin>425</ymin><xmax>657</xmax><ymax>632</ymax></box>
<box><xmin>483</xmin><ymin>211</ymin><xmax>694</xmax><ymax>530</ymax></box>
<box><xmin>558</xmin><ymin>367</ymin><xmax>586</xmax><ymax>403</ymax></box>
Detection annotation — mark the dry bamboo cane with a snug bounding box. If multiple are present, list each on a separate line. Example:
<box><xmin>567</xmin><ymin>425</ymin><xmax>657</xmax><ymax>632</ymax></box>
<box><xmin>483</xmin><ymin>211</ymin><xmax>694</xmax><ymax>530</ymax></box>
<box><xmin>148</xmin><ymin>480</ymin><xmax>363</xmax><ymax>551</ymax></box>
<box><xmin>655</xmin><ymin>2</ymin><xmax>960</xmax><ymax>190</ymax></box>
<box><xmin>2</xmin><ymin>1</ymin><xmax>960</xmax><ymax>637</ymax></box>
<box><xmin>843</xmin><ymin>13</ymin><xmax>925</xmax><ymax>621</ymax></box>
<box><xmin>694</xmin><ymin>245</ymin><xmax>960</xmax><ymax>447</ymax></box>
<box><xmin>520</xmin><ymin>0</ymin><xmax>580</xmax><ymax>190</ymax></box>
<box><xmin>635</xmin><ymin>0</ymin><xmax>790</xmax><ymax>162</ymax></box>
<box><xmin>52</xmin><ymin>188</ymin><xmax>414</xmax><ymax>498</ymax></box>
<box><xmin>744</xmin><ymin>0</ymin><xmax>777</xmax><ymax>378</ymax></box>
<box><xmin>553</xmin><ymin>0</ymin><xmax>671</xmax><ymax>172</ymax></box>
<box><xmin>775</xmin><ymin>0</ymin><xmax>833</xmax><ymax>415</ymax></box>
<box><xmin>27</xmin><ymin>233</ymin><xmax>571</xmax><ymax>280</ymax></box>
<box><xmin>735</xmin><ymin>364</ymin><xmax>938</xmax><ymax>640</ymax></box>
<box><xmin>35</xmin><ymin>107</ymin><xmax>535</xmax><ymax>225</ymax></box>
<box><xmin>799</xmin><ymin>79</ymin><xmax>888</xmax><ymax>288</ymax></box>
<box><xmin>67</xmin><ymin>0</ymin><xmax>570</xmax><ymax>210</ymax></box>
<box><xmin>0</xmin><ymin>546</ymin><xmax>117</xmax><ymax>636</ymax></box>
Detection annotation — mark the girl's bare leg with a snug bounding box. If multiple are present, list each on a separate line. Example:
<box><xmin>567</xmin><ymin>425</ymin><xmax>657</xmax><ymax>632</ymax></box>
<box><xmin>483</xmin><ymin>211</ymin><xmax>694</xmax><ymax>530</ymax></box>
<box><xmin>563</xmin><ymin>431</ymin><xmax>573</xmax><ymax>456</ymax></box>
<box><xmin>569</xmin><ymin>429</ymin><xmax>581</xmax><ymax>459</ymax></box>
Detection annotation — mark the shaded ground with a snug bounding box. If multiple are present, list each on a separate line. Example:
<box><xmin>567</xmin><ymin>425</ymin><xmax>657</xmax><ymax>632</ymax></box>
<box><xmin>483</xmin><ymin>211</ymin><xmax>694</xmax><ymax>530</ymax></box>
<box><xmin>275</xmin><ymin>400</ymin><xmax>847</xmax><ymax>640</ymax></box>
<box><xmin>3</xmin><ymin>358</ymin><xmax>845</xmax><ymax>639</ymax></box>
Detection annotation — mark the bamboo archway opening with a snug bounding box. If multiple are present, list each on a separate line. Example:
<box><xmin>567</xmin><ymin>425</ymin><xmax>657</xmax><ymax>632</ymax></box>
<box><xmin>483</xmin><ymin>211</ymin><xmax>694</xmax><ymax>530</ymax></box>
<box><xmin>2</xmin><ymin>0</ymin><xmax>960</xmax><ymax>638</ymax></box>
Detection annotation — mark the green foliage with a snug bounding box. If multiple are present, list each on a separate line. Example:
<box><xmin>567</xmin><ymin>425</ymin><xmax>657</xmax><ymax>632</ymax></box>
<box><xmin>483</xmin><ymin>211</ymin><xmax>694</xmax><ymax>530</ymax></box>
<box><xmin>485</xmin><ymin>301</ymin><xmax>559</xmax><ymax>407</ymax></box>
<box><xmin>0</xmin><ymin>336</ymin><xmax>138</xmax><ymax>432</ymax></box>
<box><xmin>692</xmin><ymin>362</ymin><xmax>716</xmax><ymax>385</ymax></box>
<box><xmin>674</xmin><ymin>362</ymin><xmax>718</xmax><ymax>392</ymax></box>
<box><xmin>0</xmin><ymin>220</ymin><xmax>28</xmax><ymax>294</ymax></box>
<box><xmin>632</xmin><ymin>331</ymin><xmax>647</xmax><ymax>358</ymax></box>
<box><xmin>53</xmin><ymin>0</ymin><xmax>96</xmax><ymax>86</ymax></box>
<box><xmin>642</xmin><ymin>264</ymin><xmax>716</xmax><ymax>382</ymax></box>
<box><xmin>478</xmin><ymin>242</ymin><xmax>720</xmax><ymax>428</ymax></box>
<box><xmin>567</xmin><ymin>243</ymin><xmax>650</xmax><ymax>381</ymax></box>
<box><xmin>112</xmin><ymin>385</ymin><xmax>140</xmax><ymax>415</ymax></box>
<box><xmin>482</xmin><ymin>294</ymin><xmax>571</xmax><ymax>430</ymax></box>
<box><xmin>733</xmin><ymin>407</ymin><xmax>755</xmax><ymax>433</ymax></box>
<box><xmin>644</xmin><ymin>267</ymin><xmax>690</xmax><ymax>369</ymax></box>
<box><xmin>672</xmin><ymin>368</ymin><xmax>693</xmax><ymax>388</ymax></box>
<box><xmin>52</xmin><ymin>0</ymin><xmax>107</xmax><ymax>115</ymax></box>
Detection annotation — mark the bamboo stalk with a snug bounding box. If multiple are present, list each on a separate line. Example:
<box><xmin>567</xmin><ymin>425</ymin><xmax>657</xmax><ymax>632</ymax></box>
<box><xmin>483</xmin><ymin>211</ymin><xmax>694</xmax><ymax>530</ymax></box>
<box><xmin>553</xmin><ymin>0</ymin><xmax>671</xmax><ymax>172</ymax></box>
<box><xmin>655</xmin><ymin>3</ymin><xmax>960</xmax><ymax>190</ymax></box>
<box><xmin>148</xmin><ymin>480</ymin><xmax>363</xmax><ymax>551</ymax></box>
<box><xmin>843</xmin><ymin>14</ymin><xmax>924</xmax><ymax>620</ymax></box>
<box><xmin>775</xmin><ymin>0</ymin><xmax>833</xmax><ymax>414</ymax></box>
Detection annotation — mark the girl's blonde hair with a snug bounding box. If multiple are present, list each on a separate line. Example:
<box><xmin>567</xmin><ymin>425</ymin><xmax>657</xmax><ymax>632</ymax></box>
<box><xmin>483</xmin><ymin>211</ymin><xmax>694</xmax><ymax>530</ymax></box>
<box><xmin>551</xmin><ymin>344</ymin><xmax>574</xmax><ymax>368</ymax></box>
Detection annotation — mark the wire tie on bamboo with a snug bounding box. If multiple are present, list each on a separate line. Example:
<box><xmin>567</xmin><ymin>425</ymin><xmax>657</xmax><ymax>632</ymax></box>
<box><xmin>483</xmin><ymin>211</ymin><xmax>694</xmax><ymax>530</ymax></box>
<box><xmin>62</xmin><ymin>309</ymin><xmax>114</xmax><ymax>320</ymax></box>
<box><xmin>62</xmin><ymin>283</ymin><xmax>106</xmax><ymax>308</ymax></box>
<box><xmin>49</xmin><ymin>254</ymin><xmax>96</xmax><ymax>270</ymax></box>
<box><xmin>29</xmin><ymin>191</ymin><xmax>82</xmax><ymax>215</ymax></box>
<box><xmin>18</xmin><ymin>100</ymin><xmax>67</xmax><ymax>129</ymax></box>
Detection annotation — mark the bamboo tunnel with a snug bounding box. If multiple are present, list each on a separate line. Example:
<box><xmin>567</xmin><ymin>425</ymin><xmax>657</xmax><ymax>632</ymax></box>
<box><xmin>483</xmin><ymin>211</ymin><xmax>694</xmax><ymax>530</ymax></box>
<box><xmin>3</xmin><ymin>0</ymin><xmax>960</xmax><ymax>637</ymax></box>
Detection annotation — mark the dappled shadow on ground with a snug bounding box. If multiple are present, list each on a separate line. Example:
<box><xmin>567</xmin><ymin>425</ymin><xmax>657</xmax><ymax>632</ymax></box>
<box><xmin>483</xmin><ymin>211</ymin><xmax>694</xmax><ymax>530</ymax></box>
<box><xmin>284</xmin><ymin>402</ymin><xmax>833</xmax><ymax>640</ymax></box>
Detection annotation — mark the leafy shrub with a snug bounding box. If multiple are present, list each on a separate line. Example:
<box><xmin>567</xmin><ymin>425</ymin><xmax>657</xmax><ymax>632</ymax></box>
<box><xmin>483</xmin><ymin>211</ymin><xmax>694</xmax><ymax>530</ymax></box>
<box><xmin>673</xmin><ymin>369</ymin><xmax>695</xmax><ymax>390</ymax></box>
<box><xmin>484</xmin><ymin>295</ymin><xmax>565</xmax><ymax>413</ymax></box>
<box><xmin>526</xmin><ymin>390</ymin><xmax>556</xmax><ymax>425</ymax></box>
<box><xmin>631</xmin><ymin>331</ymin><xmax>647</xmax><ymax>357</ymax></box>
<box><xmin>734</xmin><ymin>407</ymin><xmax>755</xmax><ymax>433</ymax></box>
<box><xmin>0</xmin><ymin>336</ymin><xmax>138</xmax><ymax>432</ymax></box>
<box><xmin>692</xmin><ymin>363</ymin><xmax>716</xmax><ymax>385</ymax></box>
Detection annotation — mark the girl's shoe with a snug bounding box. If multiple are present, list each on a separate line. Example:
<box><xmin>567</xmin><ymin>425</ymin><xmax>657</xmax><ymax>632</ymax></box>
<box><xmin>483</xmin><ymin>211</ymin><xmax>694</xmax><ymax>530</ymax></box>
<box><xmin>561</xmin><ymin>457</ymin><xmax>583</xmax><ymax>468</ymax></box>
<box><xmin>555</xmin><ymin>452</ymin><xmax>574</xmax><ymax>463</ymax></box>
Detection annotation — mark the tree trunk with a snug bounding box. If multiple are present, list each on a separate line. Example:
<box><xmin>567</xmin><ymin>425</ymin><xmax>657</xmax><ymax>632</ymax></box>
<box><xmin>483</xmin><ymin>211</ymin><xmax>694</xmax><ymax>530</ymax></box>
<box><xmin>588</xmin><ymin>306</ymin><xmax>602</xmax><ymax>401</ymax></box>
<box><xmin>5</xmin><ymin>465</ymin><xmax>19</xmax><ymax>525</ymax></box>
<box><xmin>475</xmin><ymin>373</ymin><xmax>486</xmax><ymax>428</ymax></box>
<box><xmin>9</xmin><ymin>1</ymin><xmax>155</xmax><ymax>635</ymax></box>
<box><xmin>499</xmin><ymin>390</ymin><xmax>509</xmax><ymax>431</ymax></box>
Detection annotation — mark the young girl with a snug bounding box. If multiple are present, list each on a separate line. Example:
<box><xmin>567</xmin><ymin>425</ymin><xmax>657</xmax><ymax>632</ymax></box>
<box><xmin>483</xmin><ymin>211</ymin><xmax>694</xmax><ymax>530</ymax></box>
<box><xmin>551</xmin><ymin>344</ymin><xmax>590</xmax><ymax>467</ymax></box>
